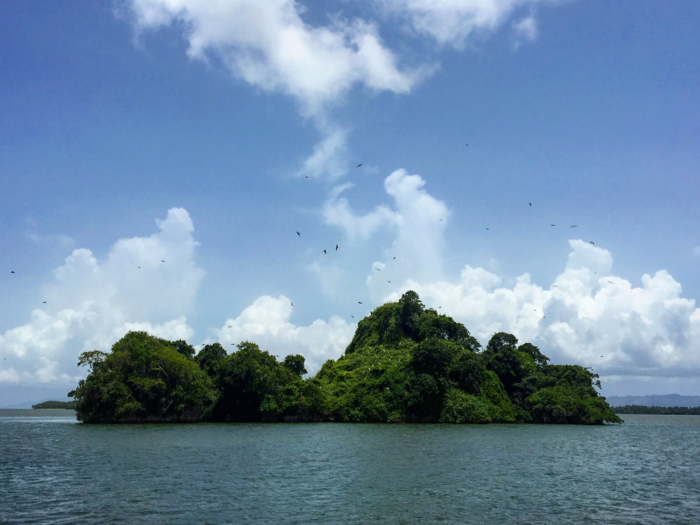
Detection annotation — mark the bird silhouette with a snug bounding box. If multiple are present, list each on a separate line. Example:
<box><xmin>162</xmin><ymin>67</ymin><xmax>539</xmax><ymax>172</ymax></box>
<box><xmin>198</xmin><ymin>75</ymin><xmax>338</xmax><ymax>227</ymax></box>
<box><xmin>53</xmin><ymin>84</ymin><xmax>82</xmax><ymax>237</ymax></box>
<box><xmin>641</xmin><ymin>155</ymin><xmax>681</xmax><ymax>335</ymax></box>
<box><xmin>465</xmin><ymin>144</ymin><xmax>468</xmax><ymax>146</ymax></box>
<box><xmin>323</xmin><ymin>249</ymin><xmax>327</xmax><ymax>254</ymax></box>
<box><xmin>296</xmin><ymin>231</ymin><xmax>300</xmax><ymax>237</ymax></box>
<box><xmin>335</xmin><ymin>244</ymin><xmax>338</xmax><ymax>251</ymax></box>
<box><xmin>10</xmin><ymin>271</ymin><xmax>14</xmax><ymax>274</ymax></box>
<box><xmin>161</xmin><ymin>260</ymin><xmax>165</xmax><ymax>263</ymax></box>
<box><xmin>358</xmin><ymin>301</ymin><xmax>363</xmax><ymax>304</ymax></box>
<box><xmin>589</xmin><ymin>241</ymin><xmax>595</xmax><ymax>245</ymax></box>
<box><xmin>43</xmin><ymin>301</ymin><xmax>46</xmax><ymax>304</ymax></box>
<box><xmin>529</xmin><ymin>203</ymin><xmax>532</xmax><ymax>207</ymax></box>
<box><xmin>393</xmin><ymin>257</ymin><xmax>396</xmax><ymax>259</ymax></box>
<box><xmin>440</xmin><ymin>219</ymin><xmax>443</xmax><ymax>221</ymax></box>
<box><xmin>374</xmin><ymin>268</ymin><xmax>381</xmax><ymax>271</ymax></box>
<box><xmin>291</xmin><ymin>302</ymin><xmax>294</xmax><ymax>307</ymax></box>
<box><xmin>608</xmin><ymin>281</ymin><xmax>613</xmax><ymax>284</ymax></box>
<box><xmin>551</xmin><ymin>224</ymin><xmax>556</xmax><ymax>227</ymax></box>
<box><xmin>357</xmin><ymin>163</ymin><xmax>363</xmax><ymax>168</ymax></box>
<box><xmin>388</xmin><ymin>281</ymin><xmax>391</xmax><ymax>283</ymax></box>
<box><xmin>351</xmin><ymin>315</ymin><xmax>354</xmax><ymax>318</ymax></box>
<box><xmin>228</xmin><ymin>326</ymin><xmax>231</xmax><ymax>328</ymax></box>
<box><xmin>305</xmin><ymin>176</ymin><xmax>309</xmax><ymax>178</ymax></box>
<box><xmin>570</xmin><ymin>225</ymin><xmax>578</xmax><ymax>228</ymax></box>
<box><xmin>486</xmin><ymin>228</ymin><xmax>489</xmax><ymax>230</ymax></box>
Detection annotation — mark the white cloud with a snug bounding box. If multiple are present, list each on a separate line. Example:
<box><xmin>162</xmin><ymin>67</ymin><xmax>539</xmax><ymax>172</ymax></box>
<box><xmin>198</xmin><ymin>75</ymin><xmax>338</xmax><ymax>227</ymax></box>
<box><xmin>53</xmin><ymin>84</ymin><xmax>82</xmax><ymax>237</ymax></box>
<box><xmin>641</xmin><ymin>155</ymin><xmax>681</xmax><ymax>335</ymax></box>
<box><xmin>126</xmin><ymin>0</ymin><xmax>428</xmax><ymax>117</ymax></box>
<box><xmin>513</xmin><ymin>14</ymin><xmax>537</xmax><ymax>44</ymax></box>
<box><xmin>324</xmin><ymin>168</ymin><xmax>449</xmax><ymax>300</ymax></box>
<box><xmin>0</xmin><ymin>208</ymin><xmax>205</xmax><ymax>386</ymax></box>
<box><xmin>299</xmin><ymin>127</ymin><xmax>349</xmax><ymax>180</ymax></box>
<box><xmin>376</xmin><ymin>0</ymin><xmax>553</xmax><ymax>47</ymax></box>
<box><xmin>383</xmin><ymin>239</ymin><xmax>700</xmax><ymax>380</ymax></box>
<box><xmin>215</xmin><ymin>295</ymin><xmax>355</xmax><ymax>373</ymax></box>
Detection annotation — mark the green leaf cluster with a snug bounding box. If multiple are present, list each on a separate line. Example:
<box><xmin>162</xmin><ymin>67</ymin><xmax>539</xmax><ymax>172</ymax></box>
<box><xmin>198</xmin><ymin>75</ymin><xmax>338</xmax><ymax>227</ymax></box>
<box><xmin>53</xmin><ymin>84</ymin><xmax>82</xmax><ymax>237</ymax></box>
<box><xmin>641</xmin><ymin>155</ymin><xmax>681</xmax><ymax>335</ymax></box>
<box><xmin>70</xmin><ymin>291</ymin><xmax>621</xmax><ymax>425</ymax></box>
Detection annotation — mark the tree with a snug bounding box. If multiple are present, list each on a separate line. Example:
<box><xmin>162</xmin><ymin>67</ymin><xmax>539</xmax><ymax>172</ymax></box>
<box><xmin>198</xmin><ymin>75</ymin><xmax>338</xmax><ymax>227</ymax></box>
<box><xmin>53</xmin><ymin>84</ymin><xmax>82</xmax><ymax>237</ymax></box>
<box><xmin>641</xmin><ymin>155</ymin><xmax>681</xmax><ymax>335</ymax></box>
<box><xmin>173</xmin><ymin>340</ymin><xmax>196</xmax><ymax>360</ymax></box>
<box><xmin>283</xmin><ymin>354</ymin><xmax>307</xmax><ymax>376</ymax></box>
<box><xmin>70</xmin><ymin>332</ymin><xmax>217</xmax><ymax>423</ymax></box>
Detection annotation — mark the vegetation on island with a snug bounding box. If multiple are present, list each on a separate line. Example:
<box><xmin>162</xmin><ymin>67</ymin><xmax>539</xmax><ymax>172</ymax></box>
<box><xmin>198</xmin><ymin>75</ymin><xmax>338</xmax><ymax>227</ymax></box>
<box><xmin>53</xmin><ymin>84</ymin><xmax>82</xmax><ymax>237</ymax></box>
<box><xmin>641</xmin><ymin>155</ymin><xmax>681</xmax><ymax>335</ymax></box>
<box><xmin>69</xmin><ymin>291</ymin><xmax>621</xmax><ymax>425</ymax></box>
<box><xmin>612</xmin><ymin>405</ymin><xmax>700</xmax><ymax>415</ymax></box>
<box><xmin>32</xmin><ymin>401</ymin><xmax>77</xmax><ymax>409</ymax></box>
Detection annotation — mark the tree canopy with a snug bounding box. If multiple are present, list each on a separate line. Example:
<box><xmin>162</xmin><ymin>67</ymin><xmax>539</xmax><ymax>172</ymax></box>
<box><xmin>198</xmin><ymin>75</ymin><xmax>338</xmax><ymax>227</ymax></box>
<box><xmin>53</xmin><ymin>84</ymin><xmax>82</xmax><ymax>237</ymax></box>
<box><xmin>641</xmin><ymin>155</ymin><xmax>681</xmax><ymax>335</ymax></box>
<box><xmin>70</xmin><ymin>291</ymin><xmax>621</xmax><ymax>425</ymax></box>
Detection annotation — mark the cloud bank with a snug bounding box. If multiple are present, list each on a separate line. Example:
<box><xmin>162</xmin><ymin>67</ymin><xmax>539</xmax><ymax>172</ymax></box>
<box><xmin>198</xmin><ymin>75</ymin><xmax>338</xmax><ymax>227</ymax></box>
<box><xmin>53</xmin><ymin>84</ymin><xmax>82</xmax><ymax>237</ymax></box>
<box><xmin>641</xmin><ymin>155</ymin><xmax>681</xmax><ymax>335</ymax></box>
<box><xmin>215</xmin><ymin>295</ymin><xmax>355</xmax><ymax>373</ymax></box>
<box><xmin>322</xmin><ymin>168</ymin><xmax>700</xmax><ymax>385</ymax></box>
<box><xmin>0</xmin><ymin>208</ymin><xmax>205</xmax><ymax>386</ymax></box>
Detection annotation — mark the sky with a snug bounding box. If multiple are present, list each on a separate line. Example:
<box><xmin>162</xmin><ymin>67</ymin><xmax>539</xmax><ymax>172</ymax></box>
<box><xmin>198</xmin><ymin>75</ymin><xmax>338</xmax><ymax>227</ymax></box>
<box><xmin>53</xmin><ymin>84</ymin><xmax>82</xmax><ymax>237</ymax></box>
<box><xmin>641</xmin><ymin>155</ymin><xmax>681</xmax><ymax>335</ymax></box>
<box><xmin>1</xmin><ymin>0</ymin><xmax>699</xmax><ymax>406</ymax></box>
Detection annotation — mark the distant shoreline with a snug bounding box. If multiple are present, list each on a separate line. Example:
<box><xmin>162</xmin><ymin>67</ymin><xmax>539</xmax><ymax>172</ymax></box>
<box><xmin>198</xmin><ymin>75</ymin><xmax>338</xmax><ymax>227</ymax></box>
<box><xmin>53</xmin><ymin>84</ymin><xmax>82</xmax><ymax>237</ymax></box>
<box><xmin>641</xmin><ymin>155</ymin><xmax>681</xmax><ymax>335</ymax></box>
<box><xmin>31</xmin><ymin>401</ymin><xmax>76</xmax><ymax>410</ymax></box>
<box><xmin>612</xmin><ymin>405</ymin><xmax>700</xmax><ymax>415</ymax></box>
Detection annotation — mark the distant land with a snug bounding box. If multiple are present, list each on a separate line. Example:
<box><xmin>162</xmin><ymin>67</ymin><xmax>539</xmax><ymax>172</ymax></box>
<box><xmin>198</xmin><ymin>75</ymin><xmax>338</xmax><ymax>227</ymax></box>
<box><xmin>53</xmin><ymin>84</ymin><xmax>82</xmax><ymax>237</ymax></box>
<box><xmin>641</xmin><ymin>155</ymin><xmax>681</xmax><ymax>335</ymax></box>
<box><xmin>612</xmin><ymin>405</ymin><xmax>700</xmax><ymax>415</ymax></box>
<box><xmin>606</xmin><ymin>395</ymin><xmax>700</xmax><ymax>408</ymax></box>
<box><xmin>31</xmin><ymin>401</ymin><xmax>76</xmax><ymax>410</ymax></box>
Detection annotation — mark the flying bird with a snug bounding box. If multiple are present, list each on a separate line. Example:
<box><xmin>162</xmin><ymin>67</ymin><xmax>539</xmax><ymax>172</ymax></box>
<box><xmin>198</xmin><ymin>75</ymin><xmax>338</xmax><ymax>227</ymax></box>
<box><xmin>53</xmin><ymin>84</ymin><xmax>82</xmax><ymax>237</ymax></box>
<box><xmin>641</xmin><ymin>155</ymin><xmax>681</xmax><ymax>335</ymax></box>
<box><xmin>529</xmin><ymin>203</ymin><xmax>532</xmax><ymax>207</ymax></box>
<box><xmin>291</xmin><ymin>302</ymin><xmax>294</xmax><ymax>307</ymax></box>
<box><xmin>357</xmin><ymin>163</ymin><xmax>363</xmax><ymax>168</ymax></box>
<box><xmin>43</xmin><ymin>301</ymin><xmax>46</xmax><ymax>304</ymax></box>
<box><xmin>374</xmin><ymin>268</ymin><xmax>381</xmax><ymax>271</ymax></box>
<box><xmin>296</xmin><ymin>231</ymin><xmax>300</xmax><ymax>237</ymax></box>
<box><xmin>486</xmin><ymin>228</ymin><xmax>489</xmax><ymax>230</ymax></box>
<box><xmin>161</xmin><ymin>260</ymin><xmax>165</xmax><ymax>263</ymax></box>
<box><xmin>589</xmin><ymin>241</ymin><xmax>595</xmax><ymax>245</ymax></box>
<box><xmin>351</xmin><ymin>315</ymin><xmax>354</xmax><ymax>318</ymax></box>
<box><xmin>388</xmin><ymin>281</ymin><xmax>391</xmax><ymax>283</ymax></box>
<box><xmin>393</xmin><ymin>257</ymin><xmax>396</xmax><ymax>260</ymax></box>
<box><xmin>323</xmin><ymin>249</ymin><xmax>327</xmax><ymax>254</ymax></box>
<box><xmin>465</xmin><ymin>144</ymin><xmax>468</xmax><ymax>147</ymax></box>
<box><xmin>305</xmin><ymin>176</ymin><xmax>309</xmax><ymax>179</ymax></box>
<box><xmin>551</xmin><ymin>224</ymin><xmax>556</xmax><ymax>227</ymax></box>
<box><xmin>10</xmin><ymin>271</ymin><xmax>14</xmax><ymax>274</ymax></box>
<box><xmin>336</xmin><ymin>244</ymin><xmax>338</xmax><ymax>251</ymax></box>
<box><xmin>358</xmin><ymin>301</ymin><xmax>363</xmax><ymax>304</ymax></box>
<box><xmin>570</xmin><ymin>225</ymin><xmax>578</xmax><ymax>228</ymax></box>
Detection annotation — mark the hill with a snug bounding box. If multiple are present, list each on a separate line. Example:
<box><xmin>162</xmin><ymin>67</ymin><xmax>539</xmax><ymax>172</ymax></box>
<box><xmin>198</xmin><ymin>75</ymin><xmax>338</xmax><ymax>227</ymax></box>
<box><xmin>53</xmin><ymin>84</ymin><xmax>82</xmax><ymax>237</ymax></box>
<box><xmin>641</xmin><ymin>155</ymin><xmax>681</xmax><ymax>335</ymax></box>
<box><xmin>606</xmin><ymin>395</ymin><xmax>700</xmax><ymax>408</ymax></box>
<box><xmin>69</xmin><ymin>291</ymin><xmax>620</xmax><ymax>425</ymax></box>
<box><xmin>32</xmin><ymin>401</ymin><xmax>77</xmax><ymax>409</ymax></box>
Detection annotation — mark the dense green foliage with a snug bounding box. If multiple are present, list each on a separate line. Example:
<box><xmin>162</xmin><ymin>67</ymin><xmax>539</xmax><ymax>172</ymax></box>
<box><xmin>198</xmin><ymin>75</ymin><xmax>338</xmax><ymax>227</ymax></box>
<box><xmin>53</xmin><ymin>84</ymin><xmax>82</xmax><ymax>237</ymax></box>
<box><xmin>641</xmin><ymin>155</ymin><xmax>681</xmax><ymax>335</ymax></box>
<box><xmin>70</xmin><ymin>291</ymin><xmax>621</xmax><ymax>425</ymax></box>
<box><xmin>612</xmin><ymin>405</ymin><xmax>700</xmax><ymax>415</ymax></box>
<box><xmin>32</xmin><ymin>401</ymin><xmax>77</xmax><ymax>409</ymax></box>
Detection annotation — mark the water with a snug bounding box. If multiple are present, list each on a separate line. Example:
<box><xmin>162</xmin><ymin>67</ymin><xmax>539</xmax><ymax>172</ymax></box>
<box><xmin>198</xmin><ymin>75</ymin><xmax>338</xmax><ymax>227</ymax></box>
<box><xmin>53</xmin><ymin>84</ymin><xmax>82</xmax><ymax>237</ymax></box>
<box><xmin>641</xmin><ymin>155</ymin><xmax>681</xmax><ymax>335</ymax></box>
<box><xmin>1</xmin><ymin>411</ymin><xmax>699</xmax><ymax>524</ymax></box>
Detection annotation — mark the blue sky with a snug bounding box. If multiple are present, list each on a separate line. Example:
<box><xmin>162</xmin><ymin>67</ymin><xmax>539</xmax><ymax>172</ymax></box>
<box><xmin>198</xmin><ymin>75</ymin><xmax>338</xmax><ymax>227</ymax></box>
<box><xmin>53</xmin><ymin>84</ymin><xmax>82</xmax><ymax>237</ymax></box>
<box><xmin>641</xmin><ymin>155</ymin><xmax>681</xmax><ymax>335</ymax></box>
<box><xmin>1</xmin><ymin>0</ymin><xmax>699</xmax><ymax>406</ymax></box>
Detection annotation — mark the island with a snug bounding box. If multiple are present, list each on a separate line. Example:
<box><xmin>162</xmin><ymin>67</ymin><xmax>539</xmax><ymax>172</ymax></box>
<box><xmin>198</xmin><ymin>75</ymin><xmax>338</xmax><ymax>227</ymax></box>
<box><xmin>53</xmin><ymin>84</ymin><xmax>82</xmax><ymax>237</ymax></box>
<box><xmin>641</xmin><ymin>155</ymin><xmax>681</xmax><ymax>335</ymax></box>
<box><xmin>69</xmin><ymin>291</ymin><xmax>621</xmax><ymax>425</ymax></box>
<box><xmin>32</xmin><ymin>401</ymin><xmax>77</xmax><ymax>409</ymax></box>
<box><xmin>612</xmin><ymin>405</ymin><xmax>700</xmax><ymax>415</ymax></box>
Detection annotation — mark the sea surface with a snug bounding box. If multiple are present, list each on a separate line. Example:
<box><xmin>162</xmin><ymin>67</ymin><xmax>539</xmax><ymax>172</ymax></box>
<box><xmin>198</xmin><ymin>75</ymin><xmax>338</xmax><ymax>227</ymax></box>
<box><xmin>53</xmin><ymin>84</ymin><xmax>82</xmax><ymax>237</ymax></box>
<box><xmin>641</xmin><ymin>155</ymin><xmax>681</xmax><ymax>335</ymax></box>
<box><xmin>1</xmin><ymin>411</ymin><xmax>698</xmax><ymax>524</ymax></box>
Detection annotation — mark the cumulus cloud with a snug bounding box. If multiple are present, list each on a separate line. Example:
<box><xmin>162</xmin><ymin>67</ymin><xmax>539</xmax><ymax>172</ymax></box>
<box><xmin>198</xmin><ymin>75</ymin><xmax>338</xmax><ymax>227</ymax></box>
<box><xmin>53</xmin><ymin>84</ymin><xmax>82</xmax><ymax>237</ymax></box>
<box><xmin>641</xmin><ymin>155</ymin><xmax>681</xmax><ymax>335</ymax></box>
<box><xmin>377</xmin><ymin>0</ymin><xmax>553</xmax><ymax>47</ymax></box>
<box><xmin>215</xmin><ymin>295</ymin><xmax>355</xmax><ymax>373</ymax></box>
<box><xmin>0</xmin><ymin>208</ymin><xmax>205</xmax><ymax>386</ymax></box>
<box><xmin>126</xmin><ymin>0</ymin><xmax>427</xmax><ymax>117</ymax></box>
<box><xmin>383</xmin><ymin>239</ymin><xmax>700</xmax><ymax>381</ymax></box>
<box><xmin>324</xmin><ymin>168</ymin><xmax>449</xmax><ymax>300</ymax></box>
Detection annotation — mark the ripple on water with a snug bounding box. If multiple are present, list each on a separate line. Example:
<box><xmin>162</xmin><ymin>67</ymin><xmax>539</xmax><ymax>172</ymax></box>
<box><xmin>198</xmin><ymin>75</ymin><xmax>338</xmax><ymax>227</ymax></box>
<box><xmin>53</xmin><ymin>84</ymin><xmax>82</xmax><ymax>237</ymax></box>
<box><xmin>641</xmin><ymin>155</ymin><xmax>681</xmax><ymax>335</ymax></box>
<box><xmin>1</xmin><ymin>414</ymin><xmax>699</xmax><ymax>524</ymax></box>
